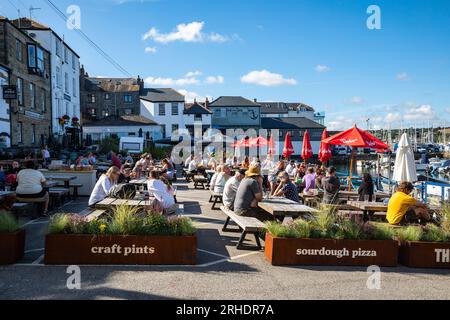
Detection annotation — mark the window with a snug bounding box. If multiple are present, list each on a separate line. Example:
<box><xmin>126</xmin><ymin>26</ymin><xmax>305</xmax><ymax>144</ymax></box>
<box><xmin>56</xmin><ymin>67</ymin><xmax>62</xmax><ymax>88</ymax></box>
<box><xmin>90</xmin><ymin>108</ymin><xmax>96</xmax><ymax>115</ymax></box>
<box><xmin>171</xmin><ymin>124</ymin><xmax>179</xmax><ymax>133</ymax></box>
<box><xmin>124</xmin><ymin>109</ymin><xmax>132</xmax><ymax>115</ymax></box>
<box><xmin>88</xmin><ymin>94</ymin><xmax>96</xmax><ymax>103</ymax></box>
<box><xmin>37</xmin><ymin>48</ymin><xmax>44</xmax><ymax>72</ymax></box>
<box><xmin>17</xmin><ymin>78</ymin><xmax>24</xmax><ymax>106</ymax></box>
<box><xmin>102</xmin><ymin>109</ymin><xmax>109</xmax><ymax>117</ymax></box>
<box><xmin>72</xmin><ymin>54</ymin><xmax>76</xmax><ymax>70</ymax></box>
<box><xmin>171</xmin><ymin>103</ymin><xmax>179</xmax><ymax>116</ymax></box>
<box><xmin>64</xmin><ymin>46</ymin><xmax>68</xmax><ymax>63</ymax></box>
<box><xmin>40</xmin><ymin>89</ymin><xmax>46</xmax><ymax>112</ymax></box>
<box><xmin>64</xmin><ymin>73</ymin><xmax>69</xmax><ymax>94</ymax></box>
<box><xmin>195</xmin><ymin>114</ymin><xmax>202</xmax><ymax>121</ymax></box>
<box><xmin>104</xmin><ymin>93</ymin><xmax>111</xmax><ymax>100</ymax></box>
<box><xmin>55</xmin><ymin>39</ymin><xmax>61</xmax><ymax>57</ymax></box>
<box><xmin>213</xmin><ymin>108</ymin><xmax>221</xmax><ymax>117</ymax></box>
<box><xmin>17</xmin><ymin>122</ymin><xmax>23</xmax><ymax>143</ymax></box>
<box><xmin>27</xmin><ymin>44</ymin><xmax>36</xmax><ymax>68</ymax></box>
<box><xmin>29</xmin><ymin>83</ymin><xmax>35</xmax><ymax>109</ymax></box>
<box><xmin>16</xmin><ymin>39</ymin><xmax>22</xmax><ymax>61</ymax></box>
<box><xmin>27</xmin><ymin>44</ymin><xmax>44</xmax><ymax>74</ymax></box>
<box><xmin>123</xmin><ymin>94</ymin><xmax>132</xmax><ymax>103</ymax></box>
<box><xmin>72</xmin><ymin>78</ymin><xmax>77</xmax><ymax>97</ymax></box>
<box><xmin>31</xmin><ymin>124</ymin><xmax>36</xmax><ymax>144</ymax></box>
<box><xmin>65</xmin><ymin>102</ymin><xmax>70</xmax><ymax>115</ymax></box>
<box><xmin>158</xmin><ymin>103</ymin><xmax>166</xmax><ymax>116</ymax></box>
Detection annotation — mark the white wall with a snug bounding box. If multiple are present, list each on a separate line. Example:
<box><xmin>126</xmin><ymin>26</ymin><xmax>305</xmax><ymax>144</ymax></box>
<box><xmin>184</xmin><ymin>114</ymin><xmax>212</xmax><ymax>127</ymax></box>
<box><xmin>83</xmin><ymin>125</ymin><xmax>163</xmax><ymax>142</ymax></box>
<box><xmin>27</xmin><ymin>30</ymin><xmax>81</xmax><ymax>136</ymax></box>
<box><xmin>140</xmin><ymin>100</ymin><xmax>186</xmax><ymax>137</ymax></box>
<box><xmin>261</xmin><ymin>110</ymin><xmax>315</xmax><ymax>120</ymax></box>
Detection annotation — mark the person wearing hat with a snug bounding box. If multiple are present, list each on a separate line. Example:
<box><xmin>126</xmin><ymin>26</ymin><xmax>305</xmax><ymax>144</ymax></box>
<box><xmin>233</xmin><ymin>164</ymin><xmax>273</xmax><ymax>221</ymax></box>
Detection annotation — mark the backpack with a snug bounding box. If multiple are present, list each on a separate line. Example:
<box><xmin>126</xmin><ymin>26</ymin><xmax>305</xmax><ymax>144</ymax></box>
<box><xmin>108</xmin><ymin>183</ymin><xmax>136</xmax><ymax>199</ymax></box>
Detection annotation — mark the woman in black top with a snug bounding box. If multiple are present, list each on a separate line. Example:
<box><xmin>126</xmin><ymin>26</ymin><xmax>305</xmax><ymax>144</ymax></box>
<box><xmin>358</xmin><ymin>173</ymin><xmax>374</xmax><ymax>201</ymax></box>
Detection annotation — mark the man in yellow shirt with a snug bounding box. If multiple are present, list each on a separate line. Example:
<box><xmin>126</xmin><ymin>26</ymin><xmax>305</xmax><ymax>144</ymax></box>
<box><xmin>387</xmin><ymin>182</ymin><xmax>430</xmax><ymax>225</ymax></box>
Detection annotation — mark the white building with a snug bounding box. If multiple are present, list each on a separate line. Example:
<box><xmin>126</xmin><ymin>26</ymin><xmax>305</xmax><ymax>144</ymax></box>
<box><xmin>16</xmin><ymin>18</ymin><xmax>81</xmax><ymax>138</ymax></box>
<box><xmin>140</xmin><ymin>88</ymin><xmax>186</xmax><ymax>138</ymax></box>
<box><xmin>0</xmin><ymin>65</ymin><xmax>11</xmax><ymax>148</ymax></box>
<box><xmin>259</xmin><ymin>101</ymin><xmax>325</xmax><ymax>125</ymax></box>
<box><xmin>184</xmin><ymin>100</ymin><xmax>212</xmax><ymax>137</ymax></box>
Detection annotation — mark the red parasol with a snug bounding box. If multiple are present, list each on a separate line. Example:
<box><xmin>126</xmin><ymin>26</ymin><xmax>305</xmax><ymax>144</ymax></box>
<box><xmin>301</xmin><ymin>130</ymin><xmax>313</xmax><ymax>162</ymax></box>
<box><xmin>282</xmin><ymin>133</ymin><xmax>294</xmax><ymax>159</ymax></box>
<box><xmin>323</xmin><ymin>125</ymin><xmax>389</xmax><ymax>150</ymax></box>
<box><xmin>318</xmin><ymin>128</ymin><xmax>332</xmax><ymax>163</ymax></box>
<box><xmin>267</xmin><ymin>135</ymin><xmax>275</xmax><ymax>156</ymax></box>
<box><xmin>231</xmin><ymin>138</ymin><xmax>250</xmax><ymax>148</ymax></box>
<box><xmin>249</xmin><ymin>136</ymin><xmax>269</xmax><ymax>147</ymax></box>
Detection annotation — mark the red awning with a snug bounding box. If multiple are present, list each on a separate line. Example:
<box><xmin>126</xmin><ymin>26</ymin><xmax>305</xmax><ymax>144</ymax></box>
<box><xmin>323</xmin><ymin>125</ymin><xmax>389</xmax><ymax>150</ymax></box>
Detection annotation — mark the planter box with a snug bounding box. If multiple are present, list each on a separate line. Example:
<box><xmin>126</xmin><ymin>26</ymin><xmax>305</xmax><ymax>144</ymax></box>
<box><xmin>0</xmin><ymin>229</ymin><xmax>25</xmax><ymax>265</ymax></box>
<box><xmin>399</xmin><ymin>241</ymin><xmax>450</xmax><ymax>269</ymax></box>
<box><xmin>265</xmin><ymin>233</ymin><xmax>398</xmax><ymax>267</ymax></box>
<box><xmin>45</xmin><ymin>234</ymin><xmax>197</xmax><ymax>265</ymax></box>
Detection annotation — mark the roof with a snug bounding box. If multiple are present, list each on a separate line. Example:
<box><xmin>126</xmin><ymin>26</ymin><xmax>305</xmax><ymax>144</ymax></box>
<box><xmin>10</xmin><ymin>18</ymin><xmax>80</xmax><ymax>58</ymax></box>
<box><xmin>184</xmin><ymin>102</ymin><xmax>212</xmax><ymax>115</ymax></box>
<box><xmin>208</xmin><ymin>96</ymin><xmax>260</xmax><ymax>107</ymax></box>
<box><xmin>259</xmin><ymin>102</ymin><xmax>315</xmax><ymax>114</ymax></box>
<box><xmin>261</xmin><ymin>117</ymin><xmax>325</xmax><ymax>130</ymax></box>
<box><xmin>140</xmin><ymin>88</ymin><xmax>185</xmax><ymax>103</ymax></box>
<box><xmin>83</xmin><ymin>115</ymin><xmax>159</xmax><ymax>127</ymax></box>
<box><xmin>86</xmin><ymin>77</ymin><xmax>141</xmax><ymax>93</ymax></box>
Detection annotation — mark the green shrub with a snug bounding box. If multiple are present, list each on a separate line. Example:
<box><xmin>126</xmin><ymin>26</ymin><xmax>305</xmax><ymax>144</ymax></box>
<box><xmin>421</xmin><ymin>224</ymin><xmax>448</xmax><ymax>243</ymax></box>
<box><xmin>310</xmin><ymin>207</ymin><xmax>337</xmax><ymax>239</ymax></box>
<box><xmin>396</xmin><ymin>226</ymin><xmax>423</xmax><ymax>242</ymax></box>
<box><xmin>440</xmin><ymin>204</ymin><xmax>450</xmax><ymax>234</ymax></box>
<box><xmin>99</xmin><ymin>136</ymin><xmax>119</xmax><ymax>155</ymax></box>
<box><xmin>48</xmin><ymin>214</ymin><xmax>71</xmax><ymax>234</ymax></box>
<box><xmin>0</xmin><ymin>211</ymin><xmax>20</xmax><ymax>233</ymax></box>
<box><xmin>293</xmin><ymin>219</ymin><xmax>311</xmax><ymax>239</ymax></box>
<box><xmin>107</xmin><ymin>205</ymin><xmax>140</xmax><ymax>235</ymax></box>
<box><xmin>372</xmin><ymin>224</ymin><xmax>396</xmax><ymax>240</ymax></box>
<box><xmin>335</xmin><ymin>220</ymin><xmax>365</xmax><ymax>240</ymax></box>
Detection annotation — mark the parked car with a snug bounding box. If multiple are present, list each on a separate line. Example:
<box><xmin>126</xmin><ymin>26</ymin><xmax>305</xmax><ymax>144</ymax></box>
<box><xmin>333</xmin><ymin>146</ymin><xmax>349</xmax><ymax>156</ymax></box>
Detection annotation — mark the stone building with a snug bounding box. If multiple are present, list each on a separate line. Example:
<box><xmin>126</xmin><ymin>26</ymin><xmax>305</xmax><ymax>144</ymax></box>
<box><xmin>0</xmin><ymin>17</ymin><xmax>52</xmax><ymax>148</ymax></box>
<box><xmin>80</xmin><ymin>66</ymin><xmax>144</xmax><ymax>121</ymax></box>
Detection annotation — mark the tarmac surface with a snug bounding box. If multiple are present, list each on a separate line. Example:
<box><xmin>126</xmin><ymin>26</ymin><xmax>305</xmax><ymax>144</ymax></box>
<box><xmin>1</xmin><ymin>178</ymin><xmax>450</xmax><ymax>300</ymax></box>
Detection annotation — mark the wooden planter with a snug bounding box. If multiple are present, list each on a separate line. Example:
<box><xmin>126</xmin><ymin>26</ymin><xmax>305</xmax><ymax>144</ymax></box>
<box><xmin>399</xmin><ymin>241</ymin><xmax>450</xmax><ymax>269</ymax></box>
<box><xmin>0</xmin><ymin>229</ymin><xmax>25</xmax><ymax>265</ymax></box>
<box><xmin>265</xmin><ymin>233</ymin><xmax>398</xmax><ymax>267</ymax></box>
<box><xmin>45</xmin><ymin>234</ymin><xmax>197</xmax><ymax>265</ymax></box>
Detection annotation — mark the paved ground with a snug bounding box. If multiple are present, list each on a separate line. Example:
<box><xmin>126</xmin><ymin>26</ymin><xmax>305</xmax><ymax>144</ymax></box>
<box><xmin>1</xmin><ymin>178</ymin><xmax>450</xmax><ymax>300</ymax></box>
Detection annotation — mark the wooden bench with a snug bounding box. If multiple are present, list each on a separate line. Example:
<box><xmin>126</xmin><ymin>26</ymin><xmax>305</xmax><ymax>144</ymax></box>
<box><xmin>209</xmin><ymin>192</ymin><xmax>223</xmax><ymax>210</ymax></box>
<box><xmin>76</xmin><ymin>208</ymin><xmax>107</xmax><ymax>222</ymax></box>
<box><xmin>57</xmin><ymin>183</ymin><xmax>83</xmax><ymax>200</ymax></box>
<box><xmin>11</xmin><ymin>202</ymin><xmax>35</xmax><ymax>217</ymax></box>
<box><xmin>193</xmin><ymin>176</ymin><xmax>208</xmax><ymax>190</ymax></box>
<box><xmin>220</xmin><ymin>206</ymin><xmax>266</xmax><ymax>250</ymax></box>
<box><xmin>49</xmin><ymin>188</ymin><xmax>70</xmax><ymax>208</ymax></box>
<box><xmin>338</xmin><ymin>210</ymin><xmax>387</xmax><ymax>221</ymax></box>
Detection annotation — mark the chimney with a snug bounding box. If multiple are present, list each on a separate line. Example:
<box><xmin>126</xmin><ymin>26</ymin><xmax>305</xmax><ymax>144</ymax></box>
<box><xmin>254</xmin><ymin>98</ymin><xmax>257</xmax><ymax>103</ymax></box>
<box><xmin>204</xmin><ymin>97</ymin><xmax>209</xmax><ymax>109</ymax></box>
<box><xmin>137</xmin><ymin>75</ymin><xmax>144</xmax><ymax>93</ymax></box>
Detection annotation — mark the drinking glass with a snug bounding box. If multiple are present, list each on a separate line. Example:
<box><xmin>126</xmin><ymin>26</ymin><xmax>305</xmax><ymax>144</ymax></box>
<box><xmin>364</xmin><ymin>195</ymin><xmax>370</xmax><ymax>202</ymax></box>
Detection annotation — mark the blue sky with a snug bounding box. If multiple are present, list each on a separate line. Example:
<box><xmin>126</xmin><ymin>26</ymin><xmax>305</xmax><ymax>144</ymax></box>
<box><xmin>1</xmin><ymin>0</ymin><xmax>449</xmax><ymax>130</ymax></box>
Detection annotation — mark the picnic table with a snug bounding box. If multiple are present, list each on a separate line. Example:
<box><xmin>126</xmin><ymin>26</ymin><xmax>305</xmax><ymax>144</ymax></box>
<box><xmin>95</xmin><ymin>197</ymin><xmax>152</xmax><ymax>210</ymax></box>
<box><xmin>258</xmin><ymin>197</ymin><xmax>318</xmax><ymax>224</ymax></box>
<box><xmin>0</xmin><ymin>191</ymin><xmax>15</xmax><ymax>200</ymax></box>
<box><xmin>46</xmin><ymin>175</ymin><xmax>77</xmax><ymax>189</ymax></box>
<box><xmin>347</xmin><ymin>200</ymin><xmax>389</xmax><ymax>221</ymax></box>
<box><xmin>130</xmin><ymin>178</ymin><xmax>148</xmax><ymax>187</ymax></box>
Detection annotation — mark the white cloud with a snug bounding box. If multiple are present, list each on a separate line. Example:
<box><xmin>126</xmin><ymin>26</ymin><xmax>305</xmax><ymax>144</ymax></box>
<box><xmin>185</xmin><ymin>71</ymin><xmax>202</xmax><ymax>77</ymax></box>
<box><xmin>144</xmin><ymin>76</ymin><xmax>199</xmax><ymax>86</ymax></box>
<box><xmin>396</xmin><ymin>72</ymin><xmax>410</xmax><ymax>81</ymax></box>
<box><xmin>351</xmin><ymin>96</ymin><xmax>364</xmax><ymax>105</ymax></box>
<box><xmin>240</xmin><ymin>70</ymin><xmax>297</xmax><ymax>87</ymax></box>
<box><xmin>144</xmin><ymin>47</ymin><xmax>157</xmax><ymax>54</ymax></box>
<box><xmin>327</xmin><ymin>116</ymin><xmax>358</xmax><ymax>131</ymax></box>
<box><xmin>205</xmin><ymin>76</ymin><xmax>224</xmax><ymax>84</ymax></box>
<box><xmin>403</xmin><ymin>104</ymin><xmax>436</xmax><ymax>121</ymax></box>
<box><xmin>142</xmin><ymin>21</ymin><xmax>230</xmax><ymax>44</ymax></box>
<box><xmin>178</xmin><ymin>89</ymin><xmax>211</xmax><ymax>103</ymax></box>
<box><xmin>315</xmin><ymin>65</ymin><xmax>331</xmax><ymax>73</ymax></box>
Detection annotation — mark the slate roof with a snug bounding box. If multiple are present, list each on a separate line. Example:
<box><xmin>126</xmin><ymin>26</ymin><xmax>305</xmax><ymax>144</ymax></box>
<box><xmin>83</xmin><ymin>115</ymin><xmax>158</xmax><ymax>127</ymax></box>
<box><xmin>140</xmin><ymin>88</ymin><xmax>185</xmax><ymax>103</ymax></box>
<box><xmin>86</xmin><ymin>78</ymin><xmax>141</xmax><ymax>93</ymax></box>
<box><xmin>261</xmin><ymin>117</ymin><xmax>325</xmax><ymax>130</ymax></box>
<box><xmin>208</xmin><ymin>96</ymin><xmax>260</xmax><ymax>107</ymax></box>
<box><xmin>259</xmin><ymin>102</ymin><xmax>315</xmax><ymax>114</ymax></box>
<box><xmin>184</xmin><ymin>102</ymin><xmax>212</xmax><ymax>115</ymax></box>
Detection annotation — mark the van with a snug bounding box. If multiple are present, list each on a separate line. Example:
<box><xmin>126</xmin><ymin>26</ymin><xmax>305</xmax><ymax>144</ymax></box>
<box><xmin>334</xmin><ymin>146</ymin><xmax>349</xmax><ymax>156</ymax></box>
<box><xmin>119</xmin><ymin>137</ymin><xmax>144</xmax><ymax>154</ymax></box>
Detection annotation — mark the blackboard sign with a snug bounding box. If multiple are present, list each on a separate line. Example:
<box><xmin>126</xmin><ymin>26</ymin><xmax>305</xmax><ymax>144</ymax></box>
<box><xmin>2</xmin><ymin>85</ymin><xmax>17</xmax><ymax>100</ymax></box>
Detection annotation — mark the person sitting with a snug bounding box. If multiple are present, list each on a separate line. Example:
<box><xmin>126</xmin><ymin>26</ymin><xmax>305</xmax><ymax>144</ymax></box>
<box><xmin>185</xmin><ymin>155</ymin><xmax>194</xmax><ymax>168</ymax></box>
<box><xmin>358</xmin><ymin>173</ymin><xmax>374</xmax><ymax>201</ymax></box>
<box><xmin>294</xmin><ymin>163</ymin><xmax>306</xmax><ymax>181</ymax></box>
<box><xmin>209</xmin><ymin>165</ymin><xmax>222</xmax><ymax>192</ymax></box>
<box><xmin>223</xmin><ymin>169</ymin><xmax>246</xmax><ymax>210</ymax></box>
<box><xmin>274</xmin><ymin>172</ymin><xmax>300</xmax><ymax>203</ymax></box>
<box><xmin>187</xmin><ymin>156</ymin><xmax>198</xmax><ymax>173</ymax></box>
<box><xmin>285</xmin><ymin>160</ymin><xmax>296</xmax><ymax>177</ymax></box>
<box><xmin>387</xmin><ymin>181</ymin><xmax>430</xmax><ymax>225</ymax></box>
<box><xmin>234</xmin><ymin>164</ymin><xmax>272</xmax><ymax>221</ymax></box>
<box><xmin>111</xmin><ymin>152</ymin><xmax>122</xmax><ymax>169</ymax></box>
<box><xmin>147</xmin><ymin>170</ymin><xmax>176</xmax><ymax>214</ymax></box>
<box><xmin>213</xmin><ymin>165</ymin><xmax>232</xmax><ymax>194</ymax></box>
<box><xmin>132</xmin><ymin>161</ymin><xmax>145</xmax><ymax>179</ymax></box>
<box><xmin>15</xmin><ymin>160</ymin><xmax>50</xmax><ymax>214</ymax></box>
<box><xmin>241</xmin><ymin>156</ymin><xmax>250</xmax><ymax>169</ymax></box>
<box><xmin>89</xmin><ymin>166</ymin><xmax>119</xmax><ymax>207</ymax></box>
<box><xmin>41</xmin><ymin>145</ymin><xmax>51</xmax><ymax>168</ymax></box>
<box><xmin>269</xmin><ymin>161</ymin><xmax>286</xmax><ymax>195</ymax></box>
<box><xmin>322</xmin><ymin>166</ymin><xmax>341</xmax><ymax>204</ymax></box>
<box><xmin>303</xmin><ymin>167</ymin><xmax>316</xmax><ymax>195</ymax></box>
<box><xmin>118</xmin><ymin>164</ymin><xmax>133</xmax><ymax>184</ymax></box>
<box><xmin>160</xmin><ymin>158</ymin><xmax>175</xmax><ymax>180</ymax></box>
<box><xmin>125</xmin><ymin>153</ymin><xmax>134</xmax><ymax>165</ymax></box>
<box><xmin>88</xmin><ymin>153</ymin><xmax>97</xmax><ymax>165</ymax></box>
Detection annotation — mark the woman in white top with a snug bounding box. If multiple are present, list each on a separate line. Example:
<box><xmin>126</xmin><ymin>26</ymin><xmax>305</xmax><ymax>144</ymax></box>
<box><xmin>147</xmin><ymin>170</ymin><xmax>176</xmax><ymax>213</ymax></box>
<box><xmin>209</xmin><ymin>165</ymin><xmax>222</xmax><ymax>192</ymax></box>
<box><xmin>88</xmin><ymin>166</ymin><xmax>119</xmax><ymax>207</ymax></box>
<box><xmin>214</xmin><ymin>165</ymin><xmax>231</xmax><ymax>194</ymax></box>
<box><xmin>16</xmin><ymin>161</ymin><xmax>49</xmax><ymax>213</ymax></box>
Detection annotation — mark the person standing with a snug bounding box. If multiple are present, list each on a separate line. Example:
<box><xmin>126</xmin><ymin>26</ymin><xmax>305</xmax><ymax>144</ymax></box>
<box><xmin>41</xmin><ymin>145</ymin><xmax>51</xmax><ymax>168</ymax></box>
<box><xmin>358</xmin><ymin>173</ymin><xmax>375</xmax><ymax>201</ymax></box>
<box><xmin>322</xmin><ymin>166</ymin><xmax>341</xmax><ymax>204</ymax></box>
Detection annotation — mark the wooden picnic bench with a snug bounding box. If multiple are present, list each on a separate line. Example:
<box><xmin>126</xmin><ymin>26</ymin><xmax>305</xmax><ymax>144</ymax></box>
<box><xmin>76</xmin><ymin>208</ymin><xmax>108</xmax><ymax>222</ymax></box>
<box><xmin>193</xmin><ymin>176</ymin><xmax>208</xmax><ymax>190</ymax></box>
<box><xmin>209</xmin><ymin>192</ymin><xmax>223</xmax><ymax>210</ymax></box>
<box><xmin>220</xmin><ymin>206</ymin><xmax>266</xmax><ymax>250</ymax></box>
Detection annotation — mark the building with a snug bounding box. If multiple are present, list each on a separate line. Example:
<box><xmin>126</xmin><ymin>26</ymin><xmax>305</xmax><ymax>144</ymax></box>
<box><xmin>209</xmin><ymin>96</ymin><xmax>261</xmax><ymax>132</ymax></box>
<box><xmin>140</xmin><ymin>88</ymin><xmax>186</xmax><ymax>138</ymax></box>
<box><xmin>80</xmin><ymin>70</ymin><xmax>144</xmax><ymax>121</ymax></box>
<box><xmin>184</xmin><ymin>99</ymin><xmax>212</xmax><ymax>137</ymax></box>
<box><xmin>0</xmin><ymin>17</ymin><xmax>52</xmax><ymax>148</ymax></box>
<box><xmin>259</xmin><ymin>101</ymin><xmax>325</xmax><ymax>125</ymax></box>
<box><xmin>0</xmin><ymin>64</ymin><xmax>10</xmax><ymax>148</ymax></box>
<box><xmin>83</xmin><ymin>115</ymin><xmax>162</xmax><ymax>143</ymax></box>
<box><xmin>261</xmin><ymin>117</ymin><xmax>325</xmax><ymax>155</ymax></box>
<box><xmin>12</xmin><ymin>18</ymin><xmax>81</xmax><ymax>138</ymax></box>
